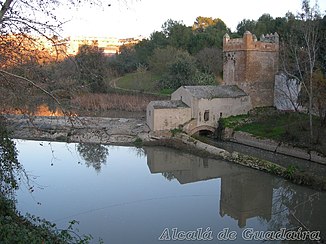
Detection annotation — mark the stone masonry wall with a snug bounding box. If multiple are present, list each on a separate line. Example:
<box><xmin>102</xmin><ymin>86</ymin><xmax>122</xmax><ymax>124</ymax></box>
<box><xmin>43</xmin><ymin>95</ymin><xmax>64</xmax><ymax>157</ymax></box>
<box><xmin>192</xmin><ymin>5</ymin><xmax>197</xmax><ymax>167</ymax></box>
<box><xmin>223</xmin><ymin>31</ymin><xmax>279</xmax><ymax>107</ymax></box>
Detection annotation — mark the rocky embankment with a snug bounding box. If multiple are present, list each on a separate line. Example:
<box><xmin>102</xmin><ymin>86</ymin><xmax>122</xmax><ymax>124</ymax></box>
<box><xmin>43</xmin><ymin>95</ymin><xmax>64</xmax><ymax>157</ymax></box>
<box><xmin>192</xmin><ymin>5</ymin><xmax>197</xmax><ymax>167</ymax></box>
<box><xmin>4</xmin><ymin>115</ymin><xmax>151</xmax><ymax>145</ymax></box>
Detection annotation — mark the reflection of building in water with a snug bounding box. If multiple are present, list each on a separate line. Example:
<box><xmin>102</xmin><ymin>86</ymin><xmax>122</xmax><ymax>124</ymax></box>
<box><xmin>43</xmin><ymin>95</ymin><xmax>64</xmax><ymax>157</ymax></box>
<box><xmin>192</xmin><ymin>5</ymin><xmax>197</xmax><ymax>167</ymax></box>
<box><xmin>220</xmin><ymin>173</ymin><xmax>272</xmax><ymax>228</ymax></box>
<box><xmin>146</xmin><ymin>147</ymin><xmax>243</xmax><ymax>184</ymax></box>
<box><xmin>145</xmin><ymin>146</ymin><xmax>273</xmax><ymax>228</ymax></box>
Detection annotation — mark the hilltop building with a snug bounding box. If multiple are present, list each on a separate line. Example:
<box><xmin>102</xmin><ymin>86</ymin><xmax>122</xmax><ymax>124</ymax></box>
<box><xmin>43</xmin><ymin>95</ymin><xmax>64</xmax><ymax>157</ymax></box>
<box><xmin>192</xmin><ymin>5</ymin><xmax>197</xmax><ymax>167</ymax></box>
<box><xmin>64</xmin><ymin>35</ymin><xmax>144</xmax><ymax>56</ymax></box>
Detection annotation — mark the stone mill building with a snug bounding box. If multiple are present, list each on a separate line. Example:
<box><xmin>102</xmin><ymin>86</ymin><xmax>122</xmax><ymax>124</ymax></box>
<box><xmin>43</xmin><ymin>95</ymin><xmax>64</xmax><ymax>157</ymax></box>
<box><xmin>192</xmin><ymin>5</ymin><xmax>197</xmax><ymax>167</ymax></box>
<box><xmin>147</xmin><ymin>31</ymin><xmax>281</xmax><ymax>134</ymax></box>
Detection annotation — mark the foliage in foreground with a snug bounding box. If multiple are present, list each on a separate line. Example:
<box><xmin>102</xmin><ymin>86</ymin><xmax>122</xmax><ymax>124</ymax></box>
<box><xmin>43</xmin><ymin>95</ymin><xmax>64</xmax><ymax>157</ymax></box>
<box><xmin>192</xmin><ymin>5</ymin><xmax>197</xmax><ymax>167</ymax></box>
<box><xmin>0</xmin><ymin>196</ymin><xmax>94</xmax><ymax>244</ymax></box>
<box><xmin>0</xmin><ymin>122</ymin><xmax>95</xmax><ymax>243</ymax></box>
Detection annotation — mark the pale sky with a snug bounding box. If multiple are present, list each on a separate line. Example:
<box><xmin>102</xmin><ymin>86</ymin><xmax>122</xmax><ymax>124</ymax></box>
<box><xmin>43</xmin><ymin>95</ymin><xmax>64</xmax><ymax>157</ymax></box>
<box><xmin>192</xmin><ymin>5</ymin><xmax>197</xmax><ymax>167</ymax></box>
<box><xmin>58</xmin><ymin>0</ymin><xmax>326</xmax><ymax>38</ymax></box>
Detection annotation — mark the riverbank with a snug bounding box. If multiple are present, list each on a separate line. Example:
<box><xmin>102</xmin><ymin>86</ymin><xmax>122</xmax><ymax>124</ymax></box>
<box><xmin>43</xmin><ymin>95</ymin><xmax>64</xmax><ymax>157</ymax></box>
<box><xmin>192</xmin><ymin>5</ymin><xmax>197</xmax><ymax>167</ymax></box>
<box><xmin>3</xmin><ymin>114</ymin><xmax>151</xmax><ymax>145</ymax></box>
<box><xmin>3</xmin><ymin>114</ymin><xmax>326</xmax><ymax>191</ymax></box>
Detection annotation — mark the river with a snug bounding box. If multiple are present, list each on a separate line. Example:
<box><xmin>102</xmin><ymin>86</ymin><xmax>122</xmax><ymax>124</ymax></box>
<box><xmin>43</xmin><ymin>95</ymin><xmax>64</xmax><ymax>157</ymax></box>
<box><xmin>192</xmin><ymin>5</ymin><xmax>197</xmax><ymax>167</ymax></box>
<box><xmin>15</xmin><ymin>139</ymin><xmax>326</xmax><ymax>243</ymax></box>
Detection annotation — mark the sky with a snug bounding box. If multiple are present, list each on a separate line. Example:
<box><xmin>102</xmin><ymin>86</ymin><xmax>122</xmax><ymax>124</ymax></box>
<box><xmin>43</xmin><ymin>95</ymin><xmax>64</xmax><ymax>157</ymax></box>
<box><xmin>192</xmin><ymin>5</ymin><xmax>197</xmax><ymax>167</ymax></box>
<box><xmin>58</xmin><ymin>0</ymin><xmax>326</xmax><ymax>38</ymax></box>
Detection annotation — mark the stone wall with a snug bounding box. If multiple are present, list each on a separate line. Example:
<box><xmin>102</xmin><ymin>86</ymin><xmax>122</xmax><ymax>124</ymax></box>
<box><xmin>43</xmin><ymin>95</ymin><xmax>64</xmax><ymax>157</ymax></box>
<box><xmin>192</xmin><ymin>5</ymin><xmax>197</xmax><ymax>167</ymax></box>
<box><xmin>227</xmin><ymin>130</ymin><xmax>326</xmax><ymax>165</ymax></box>
<box><xmin>223</xmin><ymin>31</ymin><xmax>279</xmax><ymax>107</ymax></box>
<box><xmin>147</xmin><ymin>103</ymin><xmax>192</xmax><ymax>131</ymax></box>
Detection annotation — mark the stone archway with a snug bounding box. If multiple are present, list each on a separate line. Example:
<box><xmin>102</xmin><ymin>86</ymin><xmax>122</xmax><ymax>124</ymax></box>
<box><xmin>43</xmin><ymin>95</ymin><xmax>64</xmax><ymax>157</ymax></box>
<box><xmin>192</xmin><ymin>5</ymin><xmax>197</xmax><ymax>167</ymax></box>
<box><xmin>188</xmin><ymin>125</ymin><xmax>216</xmax><ymax>136</ymax></box>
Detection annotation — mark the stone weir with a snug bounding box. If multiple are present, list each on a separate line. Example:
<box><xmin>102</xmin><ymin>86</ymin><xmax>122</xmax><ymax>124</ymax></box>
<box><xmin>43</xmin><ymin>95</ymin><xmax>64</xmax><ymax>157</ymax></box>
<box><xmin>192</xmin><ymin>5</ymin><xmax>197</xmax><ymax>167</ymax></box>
<box><xmin>3</xmin><ymin>115</ymin><xmax>151</xmax><ymax>145</ymax></box>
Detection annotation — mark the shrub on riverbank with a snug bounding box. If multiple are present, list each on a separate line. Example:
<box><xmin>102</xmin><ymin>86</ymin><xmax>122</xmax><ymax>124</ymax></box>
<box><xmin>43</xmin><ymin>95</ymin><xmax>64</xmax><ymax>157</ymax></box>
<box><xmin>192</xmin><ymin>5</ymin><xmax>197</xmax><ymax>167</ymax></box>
<box><xmin>0</xmin><ymin>196</ymin><xmax>94</xmax><ymax>243</ymax></box>
<box><xmin>0</xmin><ymin>122</ymin><xmax>95</xmax><ymax>243</ymax></box>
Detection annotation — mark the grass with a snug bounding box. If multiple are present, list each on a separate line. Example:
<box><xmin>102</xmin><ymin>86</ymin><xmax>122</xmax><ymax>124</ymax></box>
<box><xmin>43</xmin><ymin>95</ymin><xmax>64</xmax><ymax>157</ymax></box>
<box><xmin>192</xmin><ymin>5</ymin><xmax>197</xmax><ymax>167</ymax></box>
<box><xmin>220</xmin><ymin>114</ymin><xmax>250</xmax><ymax>128</ymax></box>
<box><xmin>115</xmin><ymin>71</ymin><xmax>161</xmax><ymax>92</ymax></box>
<box><xmin>114</xmin><ymin>71</ymin><xmax>174</xmax><ymax>95</ymax></box>
<box><xmin>237</xmin><ymin>122</ymin><xmax>286</xmax><ymax>140</ymax></box>
<box><xmin>222</xmin><ymin>107</ymin><xmax>326</xmax><ymax>154</ymax></box>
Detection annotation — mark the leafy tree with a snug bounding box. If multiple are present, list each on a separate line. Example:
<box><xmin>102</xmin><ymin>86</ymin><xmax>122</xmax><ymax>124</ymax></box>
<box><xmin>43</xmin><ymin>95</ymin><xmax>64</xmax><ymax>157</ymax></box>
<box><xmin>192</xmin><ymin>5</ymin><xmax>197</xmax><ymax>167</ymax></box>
<box><xmin>149</xmin><ymin>46</ymin><xmax>182</xmax><ymax>75</ymax></box>
<box><xmin>161</xmin><ymin>19</ymin><xmax>192</xmax><ymax>50</ymax></box>
<box><xmin>255</xmin><ymin>14</ymin><xmax>275</xmax><ymax>37</ymax></box>
<box><xmin>168</xmin><ymin>23</ymin><xmax>192</xmax><ymax>50</ymax></box>
<box><xmin>134</xmin><ymin>31</ymin><xmax>168</xmax><ymax>65</ymax></box>
<box><xmin>161</xmin><ymin>19</ymin><xmax>182</xmax><ymax>37</ymax></box>
<box><xmin>162</xmin><ymin>55</ymin><xmax>197</xmax><ymax>89</ymax></box>
<box><xmin>236</xmin><ymin>14</ymin><xmax>288</xmax><ymax>38</ymax></box>
<box><xmin>195</xmin><ymin>47</ymin><xmax>223</xmax><ymax>78</ymax></box>
<box><xmin>75</xmin><ymin>44</ymin><xmax>106</xmax><ymax>93</ymax></box>
<box><xmin>109</xmin><ymin>44</ymin><xmax>139</xmax><ymax>76</ymax></box>
<box><xmin>192</xmin><ymin>16</ymin><xmax>221</xmax><ymax>32</ymax></box>
<box><xmin>189</xmin><ymin>18</ymin><xmax>228</xmax><ymax>54</ymax></box>
<box><xmin>236</xmin><ymin>19</ymin><xmax>257</xmax><ymax>36</ymax></box>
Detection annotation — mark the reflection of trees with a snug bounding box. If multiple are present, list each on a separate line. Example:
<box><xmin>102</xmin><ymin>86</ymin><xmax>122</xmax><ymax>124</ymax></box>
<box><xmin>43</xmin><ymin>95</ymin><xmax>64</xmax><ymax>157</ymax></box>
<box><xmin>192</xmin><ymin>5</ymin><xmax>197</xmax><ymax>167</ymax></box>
<box><xmin>76</xmin><ymin>143</ymin><xmax>109</xmax><ymax>173</ymax></box>
<box><xmin>161</xmin><ymin>172</ymin><xmax>176</xmax><ymax>181</ymax></box>
<box><xmin>131</xmin><ymin>147</ymin><xmax>146</xmax><ymax>158</ymax></box>
<box><xmin>267</xmin><ymin>178</ymin><xmax>326</xmax><ymax>241</ymax></box>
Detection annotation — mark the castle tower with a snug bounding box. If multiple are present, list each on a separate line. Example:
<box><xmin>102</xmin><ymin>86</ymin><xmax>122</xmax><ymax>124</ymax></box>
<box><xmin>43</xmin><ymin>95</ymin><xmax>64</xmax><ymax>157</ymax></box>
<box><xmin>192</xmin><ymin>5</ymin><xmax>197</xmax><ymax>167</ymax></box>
<box><xmin>223</xmin><ymin>31</ymin><xmax>279</xmax><ymax>107</ymax></box>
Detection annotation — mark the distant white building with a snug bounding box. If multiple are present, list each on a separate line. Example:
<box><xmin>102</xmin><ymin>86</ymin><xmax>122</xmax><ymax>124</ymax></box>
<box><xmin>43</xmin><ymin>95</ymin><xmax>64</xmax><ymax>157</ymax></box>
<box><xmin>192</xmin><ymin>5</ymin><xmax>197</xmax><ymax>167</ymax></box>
<box><xmin>147</xmin><ymin>85</ymin><xmax>252</xmax><ymax>135</ymax></box>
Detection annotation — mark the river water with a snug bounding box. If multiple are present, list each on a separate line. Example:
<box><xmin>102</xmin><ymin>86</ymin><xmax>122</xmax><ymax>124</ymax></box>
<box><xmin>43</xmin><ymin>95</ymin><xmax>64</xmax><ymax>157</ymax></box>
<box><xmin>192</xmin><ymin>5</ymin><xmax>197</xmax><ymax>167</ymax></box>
<box><xmin>15</xmin><ymin>140</ymin><xmax>326</xmax><ymax>243</ymax></box>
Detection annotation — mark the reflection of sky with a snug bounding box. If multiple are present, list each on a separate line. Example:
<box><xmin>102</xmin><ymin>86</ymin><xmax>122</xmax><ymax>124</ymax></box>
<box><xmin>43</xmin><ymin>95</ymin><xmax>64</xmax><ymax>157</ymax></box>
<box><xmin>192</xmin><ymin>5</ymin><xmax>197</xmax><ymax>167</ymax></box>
<box><xmin>14</xmin><ymin>140</ymin><xmax>326</xmax><ymax>243</ymax></box>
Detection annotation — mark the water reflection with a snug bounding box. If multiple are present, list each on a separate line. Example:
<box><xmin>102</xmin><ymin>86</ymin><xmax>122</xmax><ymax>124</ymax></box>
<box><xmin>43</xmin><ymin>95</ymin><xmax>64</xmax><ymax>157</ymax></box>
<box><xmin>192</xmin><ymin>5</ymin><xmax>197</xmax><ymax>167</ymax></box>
<box><xmin>1</xmin><ymin>104</ymin><xmax>64</xmax><ymax>116</ymax></box>
<box><xmin>76</xmin><ymin>143</ymin><xmax>109</xmax><ymax>172</ymax></box>
<box><xmin>15</xmin><ymin>141</ymin><xmax>326</xmax><ymax>243</ymax></box>
<box><xmin>145</xmin><ymin>147</ymin><xmax>273</xmax><ymax>228</ymax></box>
<box><xmin>144</xmin><ymin>146</ymin><xmax>326</xmax><ymax>240</ymax></box>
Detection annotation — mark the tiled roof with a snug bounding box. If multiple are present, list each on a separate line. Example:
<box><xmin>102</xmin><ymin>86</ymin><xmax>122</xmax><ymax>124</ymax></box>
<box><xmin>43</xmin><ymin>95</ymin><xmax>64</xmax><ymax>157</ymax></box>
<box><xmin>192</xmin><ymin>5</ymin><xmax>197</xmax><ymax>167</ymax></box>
<box><xmin>149</xmin><ymin>100</ymin><xmax>190</xmax><ymax>109</ymax></box>
<box><xmin>182</xmin><ymin>85</ymin><xmax>248</xmax><ymax>99</ymax></box>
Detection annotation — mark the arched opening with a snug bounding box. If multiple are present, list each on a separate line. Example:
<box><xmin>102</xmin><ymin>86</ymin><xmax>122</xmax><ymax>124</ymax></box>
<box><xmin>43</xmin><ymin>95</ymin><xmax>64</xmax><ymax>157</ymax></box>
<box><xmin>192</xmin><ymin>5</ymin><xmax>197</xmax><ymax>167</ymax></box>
<box><xmin>188</xmin><ymin>125</ymin><xmax>216</xmax><ymax>137</ymax></box>
<box><xmin>197</xmin><ymin>129</ymin><xmax>214</xmax><ymax>137</ymax></box>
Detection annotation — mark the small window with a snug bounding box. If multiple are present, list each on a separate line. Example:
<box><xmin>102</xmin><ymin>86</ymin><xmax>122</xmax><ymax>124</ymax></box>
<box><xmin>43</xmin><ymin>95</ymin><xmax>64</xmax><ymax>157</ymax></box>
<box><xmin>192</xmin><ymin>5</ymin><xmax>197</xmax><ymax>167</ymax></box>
<box><xmin>204</xmin><ymin>110</ymin><xmax>209</xmax><ymax>121</ymax></box>
<box><xmin>148</xmin><ymin>110</ymin><xmax>151</xmax><ymax>116</ymax></box>
<box><xmin>199</xmin><ymin>112</ymin><xmax>202</xmax><ymax>122</ymax></box>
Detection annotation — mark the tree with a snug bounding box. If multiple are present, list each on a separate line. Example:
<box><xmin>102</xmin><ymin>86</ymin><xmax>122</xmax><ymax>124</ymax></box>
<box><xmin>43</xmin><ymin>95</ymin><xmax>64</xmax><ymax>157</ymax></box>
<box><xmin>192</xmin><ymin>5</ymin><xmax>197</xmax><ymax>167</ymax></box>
<box><xmin>195</xmin><ymin>47</ymin><xmax>223</xmax><ymax>77</ymax></box>
<box><xmin>255</xmin><ymin>14</ymin><xmax>275</xmax><ymax>37</ymax></box>
<box><xmin>109</xmin><ymin>44</ymin><xmax>139</xmax><ymax>76</ymax></box>
<box><xmin>149</xmin><ymin>46</ymin><xmax>182</xmax><ymax>75</ymax></box>
<box><xmin>236</xmin><ymin>19</ymin><xmax>257</xmax><ymax>36</ymax></box>
<box><xmin>134</xmin><ymin>31</ymin><xmax>168</xmax><ymax>65</ymax></box>
<box><xmin>75</xmin><ymin>44</ymin><xmax>107</xmax><ymax>93</ymax></box>
<box><xmin>0</xmin><ymin>0</ymin><xmax>100</xmax><ymax>35</ymax></box>
<box><xmin>192</xmin><ymin>16</ymin><xmax>226</xmax><ymax>33</ymax></box>
<box><xmin>189</xmin><ymin>18</ymin><xmax>228</xmax><ymax>54</ymax></box>
<box><xmin>164</xmin><ymin>55</ymin><xmax>198</xmax><ymax>89</ymax></box>
<box><xmin>161</xmin><ymin>19</ymin><xmax>192</xmax><ymax>50</ymax></box>
<box><xmin>0</xmin><ymin>0</ymin><xmax>112</xmax><ymax>109</ymax></box>
<box><xmin>281</xmin><ymin>0</ymin><xmax>322</xmax><ymax>140</ymax></box>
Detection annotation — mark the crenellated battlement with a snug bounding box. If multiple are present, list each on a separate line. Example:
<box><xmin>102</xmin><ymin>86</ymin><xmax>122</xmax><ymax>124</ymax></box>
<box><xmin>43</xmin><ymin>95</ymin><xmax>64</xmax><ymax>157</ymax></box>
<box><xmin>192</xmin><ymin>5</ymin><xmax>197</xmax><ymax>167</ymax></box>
<box><xmin>223</xmin><ymin>31</ymin><xmax>279</xmax><ymax>52</ymax></box>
